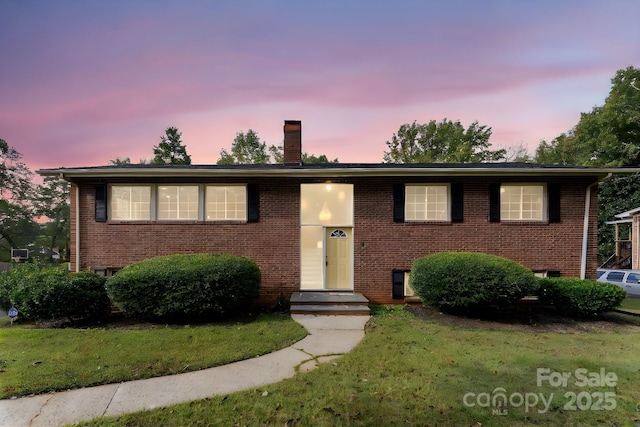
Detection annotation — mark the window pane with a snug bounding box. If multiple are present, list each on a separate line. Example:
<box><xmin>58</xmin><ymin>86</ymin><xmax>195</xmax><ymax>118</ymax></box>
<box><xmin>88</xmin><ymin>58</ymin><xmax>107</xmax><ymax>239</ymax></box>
<box><xmin>111</xmin><ymin>186</ymin><xmax>151</xmax><ymax>220</ymax></box>
<box><xmin>627</xmin><ymin>274</ymin><xmax>640</xmax><ymax>284</ymax></box>
<box><xmin>607</xmin><ymin>272</ymin><xmax>625</xmax><ymax>282</ymax></box>
<box><xmin>405</xmin><ymin>185</ymin><xmax>449</xmax><ymax>221</ymax></box>
<box><xmin>300</xmin><ymin>226</ymin><xmax>324</xmax><ymax>289</ymax></box>
<box><xmin>300</xmin><ymin>184</ymin><xmax>353</xmax><ymax>226</ymax></box>
<box><xmin>500</xmin><ymin>185</ymin><xmax>544</xmax><ymax>221</ymax></box>
<box><xmin>205</xmin><ymin>186</ymin><xmax>247</xmax><ymax>220</ymax></box>
<box><xmin>158</xmin><ymin>186</ymin><xmax>199</xmax><ymax>220</ymax></box>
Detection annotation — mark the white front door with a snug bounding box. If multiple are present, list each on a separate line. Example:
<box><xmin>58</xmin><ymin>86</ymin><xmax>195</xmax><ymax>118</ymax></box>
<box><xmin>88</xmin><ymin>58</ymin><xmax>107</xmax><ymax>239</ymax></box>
<box><xmin>325</xmin><ymin>228</ymin><xmax>353</xmax><ymax>289</ymax></box>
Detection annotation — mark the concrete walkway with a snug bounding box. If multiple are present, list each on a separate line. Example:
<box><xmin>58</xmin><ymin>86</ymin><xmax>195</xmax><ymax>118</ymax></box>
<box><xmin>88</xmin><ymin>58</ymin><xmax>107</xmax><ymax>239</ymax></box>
<box><xmin>0</xmin><ymin>314</ymin><xmax>369</xmax><ymax>427</ymax></box>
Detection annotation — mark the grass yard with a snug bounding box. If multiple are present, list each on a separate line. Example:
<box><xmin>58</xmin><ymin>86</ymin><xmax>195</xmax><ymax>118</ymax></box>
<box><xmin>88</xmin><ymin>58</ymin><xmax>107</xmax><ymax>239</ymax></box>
<box><xmin>620</xmin><ymin>297</ymin><xmax>640</xmax><ymax>313</ymax></box>
<box><xmin>78</xmin><ymin>306</ymin><xmax>640</xmax><ymax>427</ymax></box>
<box><xmin>0</xmin><ymin>313</ymin><xmax>306</xmax><ymax>398</ymax></box>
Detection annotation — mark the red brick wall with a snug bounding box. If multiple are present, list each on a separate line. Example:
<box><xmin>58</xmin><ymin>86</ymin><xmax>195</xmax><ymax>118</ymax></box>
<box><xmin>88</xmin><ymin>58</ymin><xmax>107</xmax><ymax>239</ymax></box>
<box><xmin>73</xmin><ymin>179</ymin><xmax>301</xmax><ymax>306</ymax></box>
<box><xmin>70</xmin><ymin>175</ymin><xmax>599</xmax><ymax>306</ymax></box>
<box><xmin>353</xmin><ymin>176</ymin><xmax>599</xmax><ymax>303</ymax></box>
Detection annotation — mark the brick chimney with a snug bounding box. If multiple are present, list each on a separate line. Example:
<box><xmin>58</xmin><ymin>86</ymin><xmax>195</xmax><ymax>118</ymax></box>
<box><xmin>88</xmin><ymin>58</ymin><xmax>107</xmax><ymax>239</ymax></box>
<box><xmin>283</xmin><ymin>120</ymin><xmax>302</xmax><ymax>165</ymax></box>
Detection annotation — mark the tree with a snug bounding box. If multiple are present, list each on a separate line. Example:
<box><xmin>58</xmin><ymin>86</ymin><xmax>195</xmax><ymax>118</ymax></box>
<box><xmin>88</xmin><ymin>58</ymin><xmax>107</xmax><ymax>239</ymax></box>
<box><xmin>108</xmin><ymin>156</ymin><xmax>131</xmax><ymax>165</ymax></box>
<box><xmin>108</xmin><ymin>156</ymin><xmax>152</xmax><ymax>165</ymax></box>
<box><xmin>504</xmin><ymin>143</ymin><xmax>533</xmax><ymax>162</ymax></box>
<box><xmin>535</xmin><ymin>67</ymin><xmax>640</xmax><ymax>167</ymax></box>
<box><xmin>268</xmin><ymin>145</ymin><xmax>339</xmax><ymax>164</ymax></box>
<box><xmin>218</xmin><ymin>130</ymin><xmax>269</xmax><ymax>165</ymax></box>
<box><xmin>34</xmin><ymin>177</ymin><xmax>70</xmax><ymax>262</ymax></box>
<box><xmin>0</xmin><ymin>139</ymin><xmax>35</xmax><ymax>202</ymax></box>
<box><xmin>573</xmin><ymin>66</ymin><xmax>640</xmax><ymax>167</ymax></box>
<box><xmin>532</xmin><ymin>66</ymin><xmax>640</xmax><ymax>263</ymax></box>
<box><xmin>382</xmin><ymin>119</ymin><xmax>505</xmax><ymax>163</ymax></box>
<box><xmin>534</xmin><ymin>132</ymin><xmax>583</xmax><ymax>165</ymax></box>
<box><xmin>268</xmin><ymin>144</ymin><xmax>282</xmax><ymax>163</ymax></box>
<box><xmin>219</xmin><ymin>130</ymin><xmax>339</xmax><ymax>164</ymax></box>
<box><xmin>302</xmin><ymin>153</ymin><xmax>339</xmax><ymax>164</ymax></box>
<box><xmin>152</xmin><ymin>127</ymin><xmax>191</xmax><ymax>165</ymax></box>
<box><xmin>0</xmin><ymin>199</ymin><xmax>39</xmax><ymax>261</ymax></box>
<box><xmin>0</xmin><ymin>139</ymin><xmax>39</xmax><ymax>261</ymax></box>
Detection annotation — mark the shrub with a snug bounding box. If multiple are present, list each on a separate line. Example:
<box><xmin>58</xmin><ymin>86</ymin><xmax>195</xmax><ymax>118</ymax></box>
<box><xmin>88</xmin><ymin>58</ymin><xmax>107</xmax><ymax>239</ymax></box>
<box><xmin>410</xmin><ymin>252</ymin><xmax>538</xmax><ymax>316</ymax></box>
<box><xmin>106</xmin><ymin>253</ymin><xmax>260</xmax><ymax>321</ymax></box>
<box><xmin>0</xmin><ymin>264</ymin><xmax>110</xmax><ymax>322</ymax></box>
<box><xmin>537</xmin><ymin>278</ymin><xmax>626</xmax><ymax>318</ymax></box>
<box><xmin>0</xmin><ymin>263</ymin><xmax>38</xmax><ymax>311</ymax></box>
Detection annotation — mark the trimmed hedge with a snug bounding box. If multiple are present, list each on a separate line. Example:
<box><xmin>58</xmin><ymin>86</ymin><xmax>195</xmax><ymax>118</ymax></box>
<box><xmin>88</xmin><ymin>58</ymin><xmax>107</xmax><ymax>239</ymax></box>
<box><xmin>537</xmin><ymin>277</ymin><xmax>626</xmax><ymax>318</ymax></box>
<box><xmin>106</xmin><ymin>253</ymin><xmax>260</xmax><ymax>321</ymax></box>
<box><xmin>410</xmin><ymin>252</ymin><xmax>538</xmax><ymax>316</ymax></box>
<box><xmin>0</xmin><ymin>264</ymin><xmax>110</xmax><ymax>322</ymax></box>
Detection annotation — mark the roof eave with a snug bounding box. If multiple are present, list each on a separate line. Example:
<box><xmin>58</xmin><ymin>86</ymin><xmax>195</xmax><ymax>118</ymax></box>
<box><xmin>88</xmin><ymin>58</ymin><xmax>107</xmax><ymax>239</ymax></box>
<box><xmin>614</xmin><ymin>206</ymin><xmax>640</xmax><ymax>219</ymax></box>
<box><xmin>37</xmin><ymin>166</ymin><xmax>638</xmax><ymax>180</ymax></box>
<box><xmin>606</xmin><ymin>219</ymin><xmax>634</xmax><ymax>225</ymax></box>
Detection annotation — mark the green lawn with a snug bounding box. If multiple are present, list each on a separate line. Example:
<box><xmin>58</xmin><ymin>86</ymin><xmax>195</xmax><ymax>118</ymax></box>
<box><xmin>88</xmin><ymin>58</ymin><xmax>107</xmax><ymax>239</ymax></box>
<box><xmin>619</xmin><ymin>297</ymin><xmax>640</xmax><ymax>313</ymax></box>
<box><xmin>79</xmin><ymin>308</ymin><xmax>640</xmax><ymax>427</ymax></box>
<box><xmin>0</xmin><ymin>313</ymin><xmax>306</xmax><ymax>398</ymax></box>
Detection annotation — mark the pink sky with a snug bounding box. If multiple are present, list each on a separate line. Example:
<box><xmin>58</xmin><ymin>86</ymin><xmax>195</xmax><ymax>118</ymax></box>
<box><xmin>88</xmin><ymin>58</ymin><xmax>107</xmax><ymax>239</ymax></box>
<box><xmin>1</xmin><ymin>1</ymin><xmax>639</xmax><ymax>172</ymax></box>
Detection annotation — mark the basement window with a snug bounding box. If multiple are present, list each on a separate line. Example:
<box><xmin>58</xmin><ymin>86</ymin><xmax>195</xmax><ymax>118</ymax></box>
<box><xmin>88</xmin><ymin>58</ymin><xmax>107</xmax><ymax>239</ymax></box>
<box><xmin>94</xmin><ymin>268</ymin><xmax>120</xmax><ymax>277</ymax></box>
<box><xmin>392</xmin><ymin>270</ymin><xmax>416</xmax><ymax>299</ymax></box>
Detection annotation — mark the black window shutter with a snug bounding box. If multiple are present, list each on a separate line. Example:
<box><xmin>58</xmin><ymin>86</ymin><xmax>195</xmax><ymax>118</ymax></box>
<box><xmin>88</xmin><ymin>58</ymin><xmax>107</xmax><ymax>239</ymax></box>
<box><xmin>489</xmin><ymin>183</ymin><xmax>501</xmax><ymax>223</ymax></box>
<box><xmin>247</xmin><ymin>184</ymin><xmax>259</xmax><ymax>223</ymax></box>
<box><xmin>95</xmin><ymin>185</ymin><xmax>107</xmax><ymax>222</ymax></box>
<box><xmin>392</xmin><ymin>184</ymin><xmax>405</xmax><ymax>223</ymax></box>
<box><xmin>548</xmin><ymin>183</ymin><xmax>561</xmax><ymax>223</ymax></box>
<box><xmin>451</xmin><ymin>183</ymin><xmax>464</xmax><ymax>223</ymax></box>
<box><xmin>392</xmin><ymin>270</ymin><xmax>405</xmax><ymax>299</ymax></box>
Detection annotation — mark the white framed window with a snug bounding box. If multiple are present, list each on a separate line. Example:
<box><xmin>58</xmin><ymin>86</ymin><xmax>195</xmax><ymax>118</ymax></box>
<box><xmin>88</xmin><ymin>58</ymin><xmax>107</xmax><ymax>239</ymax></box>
<box><xmin>109</xmin><ymin>184</ymin><xmax>250</xmax><ymax>222</ymax></box>
<box><xmin>206</xmin><ymin>185</ymin><xmax>247</xmax><ymax>220</ymax></box>
<box><xmin>110</xmin><ymin>185</ymin><xmax>151</xmax><ymax>220</ymax></box>
<box><xmin>158</xmin><ymin>185</ymin><xmax>199</xmax><ymax>220</ymax></box>
<box><xmin>405</xmin><ymin>184</ymin><xmax>450</xmax><ymax>221</ymax></box>
<box><xmin>500</xmin><ymin>184</ymin><xmax>546</xmax><ymax>221</ymax></box>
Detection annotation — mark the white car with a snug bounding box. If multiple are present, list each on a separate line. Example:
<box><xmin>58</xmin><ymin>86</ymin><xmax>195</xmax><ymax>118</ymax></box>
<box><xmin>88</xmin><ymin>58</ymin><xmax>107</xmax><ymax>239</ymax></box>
<box><xmin>596</xmin><ymin>269</ymin><xmax>640</xmax><ymax>297</ymax></box>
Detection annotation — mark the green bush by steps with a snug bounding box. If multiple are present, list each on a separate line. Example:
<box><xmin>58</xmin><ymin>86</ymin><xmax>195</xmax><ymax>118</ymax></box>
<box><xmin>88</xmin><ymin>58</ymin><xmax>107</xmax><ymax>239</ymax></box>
<box><xmin>537</xmin><ymin>277</ymin><xmax>626</xmax><ymax>317</ymax></box>
<box><xmin>410</xmin><ymin>251</ymin><xmax>538</xmax><ymax>316</ymax></box>
<box><xmin>0</xmin><ymin>263</ymin><xmax>110</xmax><ymax>322</ymax></box>
<box><xmin>106</xmin><ymin>253</ymin><xmax>260</xmax><ymax>321</ymax></box>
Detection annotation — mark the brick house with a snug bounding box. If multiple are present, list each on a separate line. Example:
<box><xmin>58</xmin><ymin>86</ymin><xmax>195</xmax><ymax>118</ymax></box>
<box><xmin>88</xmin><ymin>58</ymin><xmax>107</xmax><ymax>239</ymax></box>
<box><xmin>38</xmin><ymin>121</ymin><xmax>635</xmax><ymax>307</ymax></box>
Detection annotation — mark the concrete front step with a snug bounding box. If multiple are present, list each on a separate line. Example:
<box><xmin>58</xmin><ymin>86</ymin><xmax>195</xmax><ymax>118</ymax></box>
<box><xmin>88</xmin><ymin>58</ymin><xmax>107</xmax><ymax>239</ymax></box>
<box><xmin>290</xmin><ymin>292</ymin><xmax>370</xmax><ymax>315</ymax></box>
<box><xmin>290</xmin><ymin>304</ymin><xmax>370</xmax><ymax>316</ymax></box>
<box><xmin>290</xmin><ymin>292</ymin><xmax>369</xmax><ymax>304</ymax></box>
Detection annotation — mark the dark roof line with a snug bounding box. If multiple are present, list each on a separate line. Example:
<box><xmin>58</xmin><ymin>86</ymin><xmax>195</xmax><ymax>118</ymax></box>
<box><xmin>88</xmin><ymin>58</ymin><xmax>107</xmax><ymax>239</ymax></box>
<box><xmin>40</xmin><ymin>162</ymin><xmax>637</xmax><ymax>171</ymax></box>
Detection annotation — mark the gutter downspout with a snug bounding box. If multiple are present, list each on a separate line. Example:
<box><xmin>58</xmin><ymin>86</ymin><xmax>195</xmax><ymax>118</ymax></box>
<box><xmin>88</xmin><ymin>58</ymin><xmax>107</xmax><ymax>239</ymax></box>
<box><xmin>581</xmin><ymin>173</ymin><xmax>612</xmax><ymax>279</ymax></box>
<box><xmin>75</xmin><ymin>183</ymin><xmax>80</xmax><ymax>273</ymax></box>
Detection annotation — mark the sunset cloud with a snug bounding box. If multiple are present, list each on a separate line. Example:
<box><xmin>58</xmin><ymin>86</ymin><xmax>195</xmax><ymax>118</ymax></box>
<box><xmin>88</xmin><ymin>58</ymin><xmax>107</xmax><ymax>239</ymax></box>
<box><xmin>1</xmin><ymin>1</ymin><xmax>638</xmax><ymax>170</ymax></box>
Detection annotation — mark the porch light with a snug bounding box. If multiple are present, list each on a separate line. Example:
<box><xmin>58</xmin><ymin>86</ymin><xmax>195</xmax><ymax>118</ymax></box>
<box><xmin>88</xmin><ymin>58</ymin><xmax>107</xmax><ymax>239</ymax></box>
<box><xmin>319</xmin><ymin>202</ymin><xmax>332</xmax><ymax>221</ymax></box>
